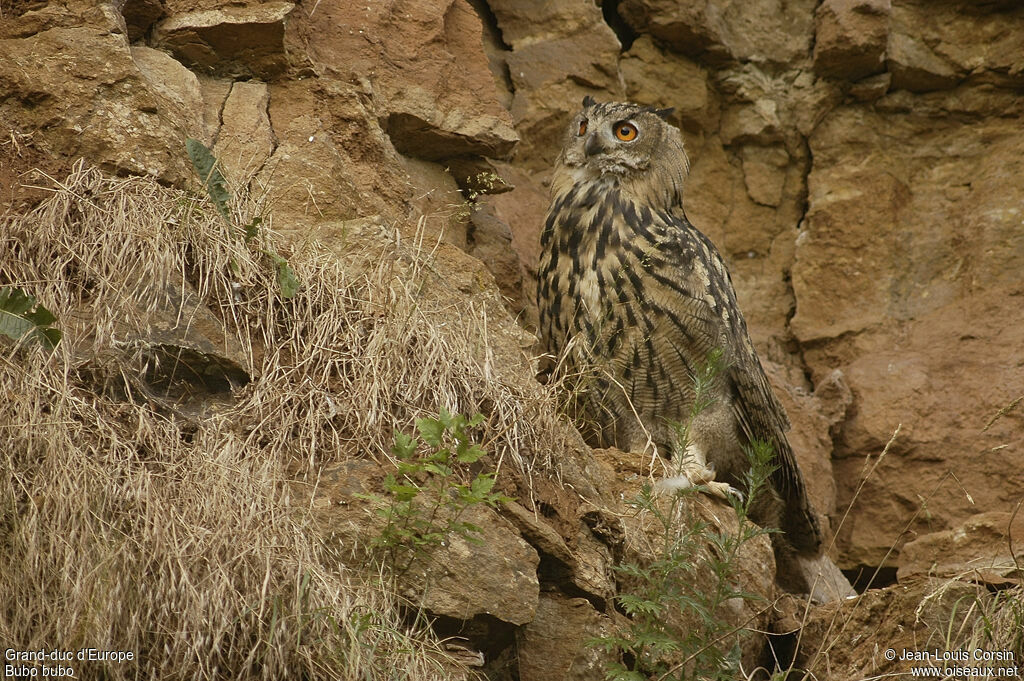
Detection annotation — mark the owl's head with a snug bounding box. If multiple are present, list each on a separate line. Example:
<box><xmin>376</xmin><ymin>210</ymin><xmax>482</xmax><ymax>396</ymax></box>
<box><xmin>556</xmin><ymin>97</ymin><xmax>690</xmax><ymax>208</ymax></box>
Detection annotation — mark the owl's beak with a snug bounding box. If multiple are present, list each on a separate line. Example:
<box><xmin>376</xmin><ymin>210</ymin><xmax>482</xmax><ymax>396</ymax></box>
<box><xmin>584</xmin><ymin>133</ymin><xmax>607</xmax><ymax>158</ymax></box>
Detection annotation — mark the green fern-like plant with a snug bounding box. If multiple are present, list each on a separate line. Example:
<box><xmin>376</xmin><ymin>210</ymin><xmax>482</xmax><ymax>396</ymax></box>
<box><xmin>366</xmin><ymin>409</ymin><xmax>512</xmax><ymax>578</ymax></box>
<box><xmin>590</xmin><ymin>350</ymin><xmax>776</xmax><ymax>680</ymax></box>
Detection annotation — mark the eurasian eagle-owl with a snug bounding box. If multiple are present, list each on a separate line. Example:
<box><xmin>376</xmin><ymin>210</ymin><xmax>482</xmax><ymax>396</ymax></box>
<box><xmin>536</xmin><ymin>97</ymin><xmax>823</xmax><ymax>561</ymax></box>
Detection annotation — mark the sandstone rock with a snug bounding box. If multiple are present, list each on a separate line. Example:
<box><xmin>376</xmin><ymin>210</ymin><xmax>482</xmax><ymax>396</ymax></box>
<box><xmin>308</xmin><ymin>457</ymin><xmax>542</xmax><ymax>630</ymax></box>
<box><xmin>487</xmin><ymin>0</ymin><xmax>602</xmax><ymax>50</ymax></box>
<box><xmin>621</xmin><ymin>35</ymin><xmax>717</xmax><ymax>139</ymax></box>
<box><xmin>445</xmin><ymin>157</ymin><xmax>513</xmax><ymax>197</ymax></box>
<box><xmin>120</xmin><ymin>0</ymin><xmax>165</xmax><ymax>42</ymax></box>
<box><xmin>0</xmin><ymin>29</ymin><xmax>192</xmax><ymax>183</ymax></box>
<box><xmin>0</xmin><ymin>0</ymin><xmax>126</xmax><ymax>39</ymax></box>
<box><xmin>789</xmin><ymin>578</ymin><xmax>993</xmax><ymax>680</ymax></box>
<box><xmin>402</xmin><ymin>503</ymin><xmax>541</xmax><ymax>626</ymax></box>
<box><xmin>516</xmin><ymin>594</ymin><xmax>615</xmax><ymax>681</ymax></box>
<box><xmin>796</xmin><ymin>100</ymin><xmax>1024</xmax><ymax>568</ymax></box>
<box><xmin>848</xmin><ymin>71</ymin><xmax>892</xmax><ymax>101</ymax></box>
<box><xmin>466</xmin><ymin>201</ymin><xmax>524</xmax><ymax>309</ymax></box>
<box><xmin>740</xmin><ymin>144</ymin><xmax>789</xmax><ymax>207</ymax></box>
<box><xmin>130</xmin><ymin>45</ymin><xmax>205</xmax><ymax>141</ymax></box>
<box><xmin>385</xmin><ymin>106</ymin><xmax>516</xmax><ymax>161</ymax></box>
<box><xmin>887</xmin><ymin>31</ymin><xmax>960</xmax><ymax>92</ymax></box>
<box><xmin>620</xmin><ymin>0</ymin><xmax>817</xmax><ymax>67</ymax></box>
<box><xmin>91</xmin><ymin>279</ymin><xmax>251</xmax><ymax>411</ymax></box>
<box><xmin>258</xmin><ymin>79</ymin><xmax>410</xmax><ymax>229</ymax></box>
<box><xmin>399</xmin><ymin>155</ymin><xmax>468</xmax><ymax>248</ymax></box>
<box><xmin>213</xmin><ymin>81</ymin><xmax>274</xmax><ymax>181</ymax></box>
<box><xmin>152</xmin><ymin>2</ymin><xmax>295</xmax><ymax>79</ymax></box>
<box><xmin>889</xmin><ymin>1</ymin><xmax>1024</xmax><ymax>90</ymax></box>
<box><xmin>504</xmin><ymin>21</ymin><xmax>623</xmax><ymax>168</ymax></box>
<box><xmin>813</xmin><ymin>0</ymin><xmax>889</xmax><ymax>81</ymax></box>
<box><xmin>196</xmin><ymin>76</ymin><xmax>232</xmax><ymax>143</ymax></box>
<box><xmin>479</xmin><ymin>162</ymin><xmax>551</xmax><ymax>326</ymax></box>
<box><xmin>502</xmin><ymin>500</ymin><xmax>574</xmax><ymax>567</ymax></box>
<box><xmin>898</xmin><ymin>511</ymin><xmax>1024</xmax><ymax>588</ymax></box>
<box><xmin>468</xmin><ymin>0</ymin><xmax>513</xmax><ymax>111</ymax></box>
<box><xmin>292</xmin><ymin>0</ymin><xmax>517</xmax><ymax>162</ymax></box>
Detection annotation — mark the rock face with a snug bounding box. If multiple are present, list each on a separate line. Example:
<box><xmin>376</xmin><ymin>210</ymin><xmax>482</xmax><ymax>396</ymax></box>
<box><xmin>3</xmin><ymin>0</ymin><xmax>1023</xmax><ymax>677</ymax></box>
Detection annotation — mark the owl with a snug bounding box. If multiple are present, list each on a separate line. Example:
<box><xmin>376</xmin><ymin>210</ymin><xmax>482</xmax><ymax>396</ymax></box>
<box><xmin>537</xmin><ymin>97</ymin><xmax>823</xmax><ymax>561</ymax></box>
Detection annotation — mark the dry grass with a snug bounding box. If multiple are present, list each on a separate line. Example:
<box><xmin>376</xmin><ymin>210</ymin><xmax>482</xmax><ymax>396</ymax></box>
<box><xmin>0</xmin><ymin>162</ymin><xmax>567</xmax><ymax>679</ymax></box>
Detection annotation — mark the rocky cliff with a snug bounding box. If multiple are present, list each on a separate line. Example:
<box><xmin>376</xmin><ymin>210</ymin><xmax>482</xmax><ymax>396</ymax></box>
<box><xmin>1</xmin><ymin>1</ymin><xmax>1022</xmax><ymax>680</ymax></box>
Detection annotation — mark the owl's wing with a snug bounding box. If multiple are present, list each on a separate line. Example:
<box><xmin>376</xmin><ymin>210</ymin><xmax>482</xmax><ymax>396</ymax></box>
<box><xmin>661</xmin><ymin>210</ymin><xmax>820</xmax><ymax>551</ymax></box>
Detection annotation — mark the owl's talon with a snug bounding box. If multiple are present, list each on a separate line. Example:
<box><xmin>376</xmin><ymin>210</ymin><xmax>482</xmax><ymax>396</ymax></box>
<box><xmin>655</xmin><ymin>470</ymin><xmax>740</xmax><ymax>503</ymax></box>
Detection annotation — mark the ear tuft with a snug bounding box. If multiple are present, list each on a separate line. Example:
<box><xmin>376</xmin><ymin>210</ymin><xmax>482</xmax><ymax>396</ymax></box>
<box><xmin>582</xmin><ymin>95</ymin><xmax>596</xmax><ymax>108</ymax></box>
<box><xmin>654</xmin><ymin>107</ymin><xmax>675</xmax><ymax>120</ymax></box>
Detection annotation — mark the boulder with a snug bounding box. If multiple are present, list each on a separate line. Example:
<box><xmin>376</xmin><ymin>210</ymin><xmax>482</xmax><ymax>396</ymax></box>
<box><xmin>152</xmin><ymin>2</ymin><xmax>295</xmax><ymax>79</ymax></box>
<box><xmin>619</xmin><ymin>0</ymin><xmax>817</xmax><ymax>66</ymax></box>
<box><xmin>0</xmin><ymin>28</ymin><xmax>193</xmax><ymax>183</ymax></box>
<box><xmin>813</xmin><ymin>0</ymin><xmax>890</xmax><ymax>81</ymax></box>
<box><xmin>898</xmin><ymin>511</ymin><xmax>1024</xmax><ymax>588</ymax></box>
<box><xmin>516</xmin><ymin>594</ymin><xmax>616</xmax><ymax>681</ymax></box>
<box><xmin>290</xmin><ymin>0</ymin><xmax>517</xmax><ymax>162</ymax></box>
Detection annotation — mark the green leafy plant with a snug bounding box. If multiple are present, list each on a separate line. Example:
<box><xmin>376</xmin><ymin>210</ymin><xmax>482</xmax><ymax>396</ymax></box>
<box><xmin>590</xmin><ymin>351</ymin><xmax>776</xmax><ymax>681</ymax></box>
<box><xmin>185</xmin><ymin>138</ymin><xmax>299</xmax><ymax>299</ymax></box>
<box><xmin>0</xmin><ymin>286</ymin><xmax>61</xmax><ymax>350</ymax></box>
<box><xmin>366</xmin><ymin>409</ymin><xmax>512</xmax><ymax>578</ymax></box>
<box><xmin>186</xmin><ymin>138</ymin><xmax>232</xmax><ymax>223</ymax></box>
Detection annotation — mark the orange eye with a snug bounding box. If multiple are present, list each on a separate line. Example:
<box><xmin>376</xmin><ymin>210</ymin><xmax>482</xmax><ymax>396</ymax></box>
<box><xmin>614</xmin><ymin>122</ymin><xmax>638</xmax><ymax>141</ymax></box>
<box><xmin>577</xmin><ymin>120</ymin><xmax>588</xmax><ymax>136</ymax></box>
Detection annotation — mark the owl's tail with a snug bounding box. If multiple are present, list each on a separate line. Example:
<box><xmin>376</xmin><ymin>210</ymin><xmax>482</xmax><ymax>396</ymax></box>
<box><xmin>781</xmin><ymin>492</ymin><xmax>824</xmax><ymax>555</ymax></box>
<box><xmin>772</xmin><ymin>439</ymin><xmax>825</xmax><ymax>556</ymax></box>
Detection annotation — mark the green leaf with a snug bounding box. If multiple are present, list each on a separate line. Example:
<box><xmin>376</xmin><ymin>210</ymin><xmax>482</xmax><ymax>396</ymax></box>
<box><xmin>456</xmin><ymin>443</ymin><xmax>486</xmax><ymax>463</ymax></box>
<box><xmin>185</xmin><ymin>138</ymin><xmax>231</xmax><ymax>223</ymax></box>
<box><xmin>422</xmin><ymin>463</ymin><xmax>452</xmax><ymax>477</ymax></box>
<box><xmin>389</xmin><ymin>484</ymin><xmax>419</xmax><ymax>502</ymax></box>
<box><xmin>437</xmin><ymin>408</ymin><xmax>453</xmax><ymax>429</ymax></box>
<box><xmin>469</xmin><ymin>474</ymin><xmax>496</xmax><ymax>497</ymax></box>
<box><xmin>243</xmin><ymin>216</ymin><xmax>262</xmax><ymax>243</ymax></box>
<box><xmin>265</xmin><ymin>250</ymin><xmax>300</xmax><ymax>299</ymax></box>
<box><xmin>617</xmin><ymin>594</ymin><xmax>663</xmax><ymax>617</ymax></box>
<box><xmin>416</xmin><ymin>417</ymin><xmax>445</xmax><ymax>448</ymax></box>
<box><xmin>391</xmin><ymin>430</ymin><xmax>418</xmax><ymax>459</ymax></box>
<box><xmin>425</xmin><ymin>449</ymin><xmax>450</xmax><ymax>463</ymax></box>
<box><xmin>0</xmin><ymin>287</ymin><xmax>61</xmax><ymax>351</ymax></box>
<box><xmin>395</xmin><ymin>461</ymin><xmax>419</xmax><ymax>477</ymax></box>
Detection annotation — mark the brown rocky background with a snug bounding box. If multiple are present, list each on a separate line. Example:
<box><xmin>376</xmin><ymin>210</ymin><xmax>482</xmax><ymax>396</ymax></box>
<box><xmin>2</xmin><ymin>0</ymin><xmax>1023</xmax><ymax>679</ymax></box>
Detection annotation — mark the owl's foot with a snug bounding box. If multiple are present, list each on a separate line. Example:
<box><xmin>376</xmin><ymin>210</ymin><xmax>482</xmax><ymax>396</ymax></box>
<box><xmin>654</xmin><ymin>445</ymin><xmax>743</xmax><ymax>502</ymax></box>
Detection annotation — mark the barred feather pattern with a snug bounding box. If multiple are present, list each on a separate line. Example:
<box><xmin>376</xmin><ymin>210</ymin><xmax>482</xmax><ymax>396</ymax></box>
<box><xmin>537</xmin><ymin>100</ymin><xmax>822</xmax><ymax>554</ymax></box>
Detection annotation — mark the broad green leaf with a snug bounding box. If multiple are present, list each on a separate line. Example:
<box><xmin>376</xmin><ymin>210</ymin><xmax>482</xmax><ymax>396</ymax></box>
<box><xmin>0</xmin><ymin>287</ymin><xmax>61</xmax><ymax>351</ymax></box>
<box><xmin>416</xmin><ymin>417</ymin><xmax>445</xmax><ymax>447</ymax></box>
<box><xmin>422</xmin><ymin>463</ymin><xmax>451</xmax><ymax>476</ymax></box>
<box><xmin>388</xmin><ymin>484</ymin><xmax>419</xmax><ymax>502</ymax></box>
<box><xmin>469</xmin><ymin>474</ymin><xmax>496</xmax><ymax>497</ymax></box>
<box><xmin>456</xmin><ymin>443</ymin><xmax>486</xmax><ymax>463</ymax></box>
<box><xmin>185</xmin><ymin>138</ymin><xmax>231</xmax><ymax>223</ymax></box>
